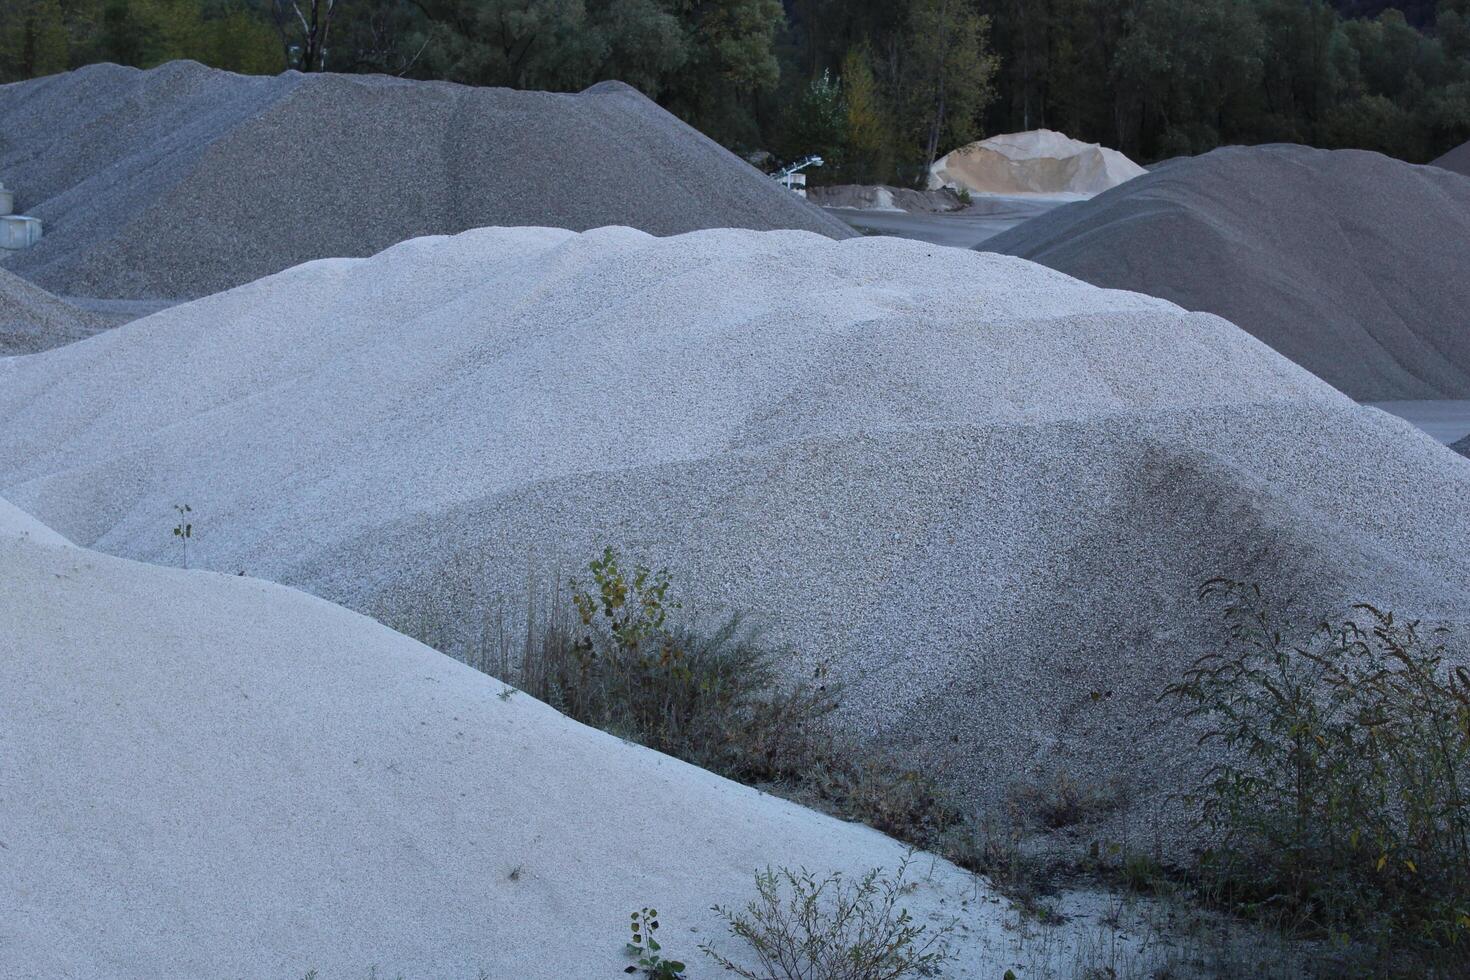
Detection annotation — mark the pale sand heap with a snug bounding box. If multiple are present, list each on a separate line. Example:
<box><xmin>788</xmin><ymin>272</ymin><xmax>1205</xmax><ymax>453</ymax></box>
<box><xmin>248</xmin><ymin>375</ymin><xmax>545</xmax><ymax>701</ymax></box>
<box><xmin>986</xmin><ymin>144</ymin><xmax>1470</xmax><ymax>400</ymax></box>
<box><xmin>928</xmin><ymin>129</ymin><xmax>1145</xmax><ymax>197</ymax></box>
<box><xmin>2</xmin><ymin>227</ymin><xmax>1467</xmax><ymax>855</ymax></box>
<box><xmin>1431</xmin><ymin>138</ymin><xmax>1470</xmax><ymax>178</ymax></box>
<box><xmin>0</xmin><ymin>61</ymin><xmax>852</xmax><ymax>300</ymax></box>
<box><xmin>7</xmin><ymin>497</ymin><xmax>1126</xmax><ymax>977</ymax></box>
<box><xmin>0</xmin><ymin>266</ymin><xmax>106</xmax><ymax>355</ymax></box>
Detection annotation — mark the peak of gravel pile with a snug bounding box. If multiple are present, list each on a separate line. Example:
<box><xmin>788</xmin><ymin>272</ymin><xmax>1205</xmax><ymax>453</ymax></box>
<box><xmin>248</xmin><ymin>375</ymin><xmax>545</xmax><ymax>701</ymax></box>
<box><xmin>0</xmin><ymin>61</ymin><xmax>851</xmax><ymax>300</ymax></box>
<box><xmin>929</xmin><ymin>129</ymin><xmax>1145</xmax><ymax>197</ymax></box>
<box><xmin>985</xmin><ymin>144</ymin><xmax>1470</xmax><ymax>400</ymax></box>
<box><xmin>2</xmin><ymin>227</ymin><xmax>1467</xmax><ymax>852</ymax></box>
<box><xmin>0</xmin><ymin>266</ymin><xmax>106</xmax><ymax>355</ymax></box>
<box><xmin>7</xmin><ymin>499</ymin><xmax>1105</xmax><ymax>978</ymax></box>
<box><xmin>1432</xmin><ymin>138</ymin><xmax>1470</xmax><ymax>177</ymax></box>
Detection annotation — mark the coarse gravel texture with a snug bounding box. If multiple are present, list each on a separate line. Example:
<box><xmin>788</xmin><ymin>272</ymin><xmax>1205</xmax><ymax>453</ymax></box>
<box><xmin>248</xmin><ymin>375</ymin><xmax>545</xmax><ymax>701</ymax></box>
<box><xmin>984</xmin><ymin>144</ymin><xmax>1470</xmax><ymax>400</ymax></box>
<box><xmin>0</xmin><ymin>266</ymin><xmax>106</xmax><ymax>355</ymax></box>
<box><xmin>2</xmin><ymin>226</ymin><xmax>1468</xmax><ymax>856</ymax></box>
<box><xmin>0</xmin><ymin>61</ymin><xmax>852</xmax><ymax>300</ymax></box>
<box><xmin>1432</xmin><ymin>138</ymin><xmax>1470</xmax><ymax>177</ymax></box>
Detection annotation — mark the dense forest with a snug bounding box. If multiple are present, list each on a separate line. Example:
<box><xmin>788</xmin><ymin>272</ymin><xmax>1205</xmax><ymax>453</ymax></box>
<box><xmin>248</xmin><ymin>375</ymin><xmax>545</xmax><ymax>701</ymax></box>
<box><xmin>2</xmin><ymin>0</ymin><xmax>1468</xmax><ymax>183</ymax></box>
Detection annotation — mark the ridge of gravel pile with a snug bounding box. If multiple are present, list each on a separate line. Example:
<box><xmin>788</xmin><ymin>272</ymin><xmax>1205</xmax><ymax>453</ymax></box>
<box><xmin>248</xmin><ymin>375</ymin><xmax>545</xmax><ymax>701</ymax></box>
<box><xmin>2</xmin><ymin>226</ymin><xmax>1467</xmax><ymax>852</ymax></box>
<box><xmin>0</xmin><ymin>61</ymin><xmax>852</xmax><ymax>299</ymax></box>
<box><xmin>7</xmin><ymin>498</ymin><xmax>1114</xmax><ymax>978</ymax></box>
<box><xmin>0</xmin><ymin>266</ymin><xmax>107</xmax><ymax>355</ymax></box>
<box><xmin>984</xmin><ymin>144</ymin><xmax>1470</xmax><ymax>400</ymax></box>
<box><xmin>1432</xmin><ymin>138</ymin><xmax>1470</xmax><ymax>177</ymax></box>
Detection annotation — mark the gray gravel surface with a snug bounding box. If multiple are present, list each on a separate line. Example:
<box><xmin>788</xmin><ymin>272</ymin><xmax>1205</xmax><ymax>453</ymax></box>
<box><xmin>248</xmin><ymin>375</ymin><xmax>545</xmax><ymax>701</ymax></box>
<box><xmin>2</xmin><ymin>227</ymin><xmax>1466</xmax><ymax>853</ymax></box>
<box><xmin>0</xmin><ymin>266</ymin><xmax>106</xmax><ymax>355</ymax></box>
<box><xmin>984</xmin><ymin>144</ymin><xmax>1470</xmax><ymax>400</ymax></box>
<box><xmin>1453</xmin><ymin>434</ymin><xmax>1470</xmax><ymax>458</ymax></box>
<box><xmin>828</xmin><ymin>195</ymin><xmax>1067</xmax><ymax>248</ymax></box>
<box><xmin>0</xmin><ymin>61</ymin><xmax>851</xmax><ymax>299</ymax></box>
<box><xmin>1432</xmin><ymin>139</ymin><xmax>1470</xmax><ymax>177</ymax></box>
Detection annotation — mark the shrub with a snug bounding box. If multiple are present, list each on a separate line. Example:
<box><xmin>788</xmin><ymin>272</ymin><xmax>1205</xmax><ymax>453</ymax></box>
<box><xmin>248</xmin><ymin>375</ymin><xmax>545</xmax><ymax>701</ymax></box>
<box><xmin>625</xmin><ymin>907</ymin><xmax>687</xmax><ymax>979</ymax></box>
<box><xmin>700</xmin><ymin>858</ymin><xmax>953</xmax><ymax>980</ymax></box>
<box><xmin>1165</xmin><ymin>579</ymin><xmax>1470</xmax><ymax>962</ymax></box>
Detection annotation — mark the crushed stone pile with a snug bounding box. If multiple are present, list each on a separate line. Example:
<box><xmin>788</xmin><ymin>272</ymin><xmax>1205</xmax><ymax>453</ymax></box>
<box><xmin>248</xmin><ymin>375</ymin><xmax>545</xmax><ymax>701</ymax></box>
<box><xmin>4</xmin><ymin>497</ymin><xmax>1103</xmax><ymax>978</ymax></box>
<box><xmin>0</xmin><ymin>266</ymin><xmax>106</xmax><ymax>355</ymax></box>
<box><xmin>928</xmin><ymin>129</ymin><xmax>1145</xmax><ymax>196</ymax></box>
<box><xmin>1453</xmin><ymin>434</ymin><xmax>1470</xmax><ymax>459</ymax></box>
<box><xmin>808</xmin><ymin>184</ymin><xmax>968</xmax><ymax>213</ymax></box>
<box><xmin>1431</xmin><ymin>138</ymin><xmax>1470</xmax><ymax>177</ymax></box>
<box><xmin>0</xmin><ymin>61</ymin><xmax>852</xmax><ymax>299</ymax></box>
<box><xmin>985</xmin><ymin>144</ymin><xmax>1470</xmax><ymax>400</ymax></box>
<box><xmin>2</xmin><ymin>226</ymin><xmax>1467</xmax><ymax>852</ymax></box>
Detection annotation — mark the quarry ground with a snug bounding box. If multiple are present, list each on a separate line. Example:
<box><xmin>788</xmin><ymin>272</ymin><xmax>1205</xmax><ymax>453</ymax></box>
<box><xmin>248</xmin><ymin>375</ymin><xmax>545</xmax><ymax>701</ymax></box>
<box><xmin>825</xmin><ymin>194</ymin><xmax>1068</xmax><ymax>247</ymax></box>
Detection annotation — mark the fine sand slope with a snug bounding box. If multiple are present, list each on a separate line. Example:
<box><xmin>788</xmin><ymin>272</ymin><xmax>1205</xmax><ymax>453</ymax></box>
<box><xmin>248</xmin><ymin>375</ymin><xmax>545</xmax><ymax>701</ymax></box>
<box><xmin>1</xmin><ymin>498</ymin><xmax>1055</xmax><ymax>977</ymax></box>
<box><xmin>3</xmin><ymin>227</ymin><xmax>1468</xmax><ymax>848</ymax></box>
<box><xmin>0</xmin><ymin>61</ymin><xmax>851</xmax><ymax>299</ymax></box>
<box><xmin>985</xmin><ymin>144</ymin><xmax>1470</xmax><ymax>400</ymax></box>
<box><xmin>1432</xmin><ymin>138</ymin><xmax>1470</xmax><ymax>177</ymax></box>
<box><xmin>0</xmin><ymin>267</ymin><xmax>105</xmax><ymax>355</ymax></box>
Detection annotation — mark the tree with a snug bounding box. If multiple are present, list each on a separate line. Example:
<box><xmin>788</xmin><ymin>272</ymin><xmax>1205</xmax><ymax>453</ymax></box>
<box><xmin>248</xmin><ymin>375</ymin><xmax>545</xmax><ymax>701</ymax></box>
<box><xmin>905</xmin><ymin>0</ymin><xmax>997</xmax><ymax>170</ymax></box>
<box><xmin>839</xmin><ymin>45</ymin><xmax>893</xmax><ymax>183</ymax></box>
<box><xmin>271</xmin><ymin>0</ymin><xmax>337</xmax><ymax>70</ymax></box>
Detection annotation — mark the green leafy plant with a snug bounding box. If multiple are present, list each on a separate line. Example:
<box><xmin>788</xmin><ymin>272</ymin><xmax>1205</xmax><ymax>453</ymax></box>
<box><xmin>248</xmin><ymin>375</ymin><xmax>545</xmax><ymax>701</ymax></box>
<box><xmin>171</xmin><ymin>503</ymin><xmax>193</xmax><ymax>568</ymax></box>
<box><xmin>700</xmin><ymin>858</ymin><xmax>953</xmax><ymax>980</ymax></box>
<box><xmin>1165</xmin><ymin>579</ymin><xmax>1470</xmax><ymax>963</ymax></box>
<box><xmin>625</xmin><ymin>907</ymin><xmax>686</xmax><ymax>978</ymax></box>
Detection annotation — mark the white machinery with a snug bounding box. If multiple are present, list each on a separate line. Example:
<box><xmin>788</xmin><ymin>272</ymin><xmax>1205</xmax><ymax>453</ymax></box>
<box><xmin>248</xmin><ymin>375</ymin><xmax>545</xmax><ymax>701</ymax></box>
<box><xmin>774</xmin><ymin>155</ymin><xmax>824</xmax><ymax>197</ymax></box>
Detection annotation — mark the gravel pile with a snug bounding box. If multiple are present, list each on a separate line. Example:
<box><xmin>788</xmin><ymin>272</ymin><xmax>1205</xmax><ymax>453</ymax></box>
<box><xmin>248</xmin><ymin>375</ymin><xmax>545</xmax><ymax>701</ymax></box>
<box><xmin>985</xmin><ymin>144</ymin><xmax>1470</xmax><ymax>400</ymax></box>
<box><xmin>808</xmin><ymin>184</ymin><xmax>968</xmax><ymax>212</ymax></box>
<box><xmin>1453</xmin><ymin>434</ymin><xmax>1470</xmax><ymax>459</ymax></box>
<box><xmin>0</xmin><ymin>62</ymin><xmax>851</xmax><ymax>299</ymax></box>
<box><xmin>3</xmin><ymin>227</ymin><xmax>1467</xmax><ymax>851</ymax></box>
<box><xmin>6</xmin><ymin>500</ymin><xmax>1100</xmax><ymax>978</ymax></box>
<box><xmin>929</xmin><ymin>129</ymin><xmax>1145</xmax><ymax>196</ymax></box>
<box><xmin>1432</xmin><ymin>138</ymin><xmax>1470</xmax><ymax>177</ymax></box>
<box><xmin>0</xmin><ymin>266</ymin><xmax>106</xmax><ymax>355</ymax></box>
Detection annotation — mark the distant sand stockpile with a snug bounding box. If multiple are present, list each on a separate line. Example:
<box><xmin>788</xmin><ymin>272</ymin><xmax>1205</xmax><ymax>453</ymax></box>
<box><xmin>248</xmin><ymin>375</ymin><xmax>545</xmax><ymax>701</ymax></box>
<box><xmin>2</xmin><ymin>227</ymin><xmax>1467</xmax><ymax>850</ymax></box>
<box><xmin>0</xmin><ymin>61</ymin><xmax>852</xmax><ymax>299</ymax></box>
<box><xmin>928</xmin><ymin>129</ymin><xmax>1145</xmax><ymax>197</ymax></box>
<box><xmin>0</xmin><ymin>267</ymin><xmax>105</xmax><ymax>355</ymax></box>
<box><xmin>986</xmin><ymin>144</ymin><xmax>1470</xmax><ymax>400</ymax></box>
<box><xmin>2</xmin><ymin>497</ymin><xmax>1065</xmax><ymax>977</ymax></box>
<box><xmin>1431</xmin><ymin>138</ymin><xmax>1470</xmax><ymax>177</ymax></box>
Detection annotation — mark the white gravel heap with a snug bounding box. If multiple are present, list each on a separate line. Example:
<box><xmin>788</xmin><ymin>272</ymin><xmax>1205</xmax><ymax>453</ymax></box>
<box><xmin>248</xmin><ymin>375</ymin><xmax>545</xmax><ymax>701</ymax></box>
<box><xmin>3</xmin><ymin>226</ymin><xmax>1467</xmax><ymax>849</ymax></box>
<box><xmin>0</xmin><ymin>266</ymin><xmax>105</xmax><ymax>355</ymax></box>
<box><xmin>8</xmin><ymin>497</ymin><xmax>1097</xmax><ymax>977</ymax></box>
<box><xmin>986</xmin><ymin>144</ymin><xmax>1470</xmax><ymax>400</ymax></box>
<box><xmin>0</xmin><ymin>61</ymin><xmax>852</xmax><ymax>299</ymax></box>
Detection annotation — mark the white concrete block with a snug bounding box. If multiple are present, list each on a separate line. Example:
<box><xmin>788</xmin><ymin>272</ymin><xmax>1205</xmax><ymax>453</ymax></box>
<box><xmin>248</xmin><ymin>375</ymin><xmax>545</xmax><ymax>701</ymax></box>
<box><xmin>0</xmin><ymin>215</ymin><xmax>42</xmax><ymax>249</ymax></box>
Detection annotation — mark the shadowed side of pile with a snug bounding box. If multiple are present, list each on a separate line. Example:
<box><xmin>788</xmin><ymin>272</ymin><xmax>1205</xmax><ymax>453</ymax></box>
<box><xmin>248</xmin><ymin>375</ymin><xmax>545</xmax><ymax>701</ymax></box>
<box><xmin>0</xmin><ymin>267</ymin><xmax>107</xmax><ymax>355</ymax></box>
<box><xmin>984</xmin><ymin>144</ymin><xmax>1470</xmax><ymax>400</ymax></box>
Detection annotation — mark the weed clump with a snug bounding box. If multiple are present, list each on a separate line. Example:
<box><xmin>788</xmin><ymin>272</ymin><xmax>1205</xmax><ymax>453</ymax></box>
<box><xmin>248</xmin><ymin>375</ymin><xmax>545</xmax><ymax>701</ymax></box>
<box><xmin>700</xmin><ymin>858</ymin><xmax>953</xmax><ymax>980</ymax></box>
<box><xmin>1166</xmin><ymin>579</ymin><xmax>1470</xmax><ymax>966</ymax></box>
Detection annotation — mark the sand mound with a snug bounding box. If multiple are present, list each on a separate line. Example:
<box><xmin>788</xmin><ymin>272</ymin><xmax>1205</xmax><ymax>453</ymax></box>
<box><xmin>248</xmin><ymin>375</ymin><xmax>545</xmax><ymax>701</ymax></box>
<box><xmin>985</xmin><ymin>144</ymin><xmax>1470</xmax><ymax>400</ymax></box>
<box><xmin>1431</xmin><ymin>139</ymin><xmax>1470</xmax><ymax>177</ymax></box>
<box><xmin>7</xmin><ymin>499</ymin><xmax>1094</xmax><ymax>977</ymax></box>
<box><xmin>928</xmin><ymin>129</ymin><xmax>1145</xmax><ymax>196</ymax></box>
<box><xmin>0</xmin><ymin>266</ymin><xmax>106</xmax><ymax>355</ymax></box>
<box><xmin>809</xmin><ymin>184</ymin><xmax>968</xmax><ymax>213</ymax></box>
<box><xmin>0</xmin><ymin>61</ymin><xmax>851</xmax><ymax>299</ymax></box>
<box><xmin>3</xmin><ymin>227</ymin><xmax>1467</xmax><ymax>849</ymax></box>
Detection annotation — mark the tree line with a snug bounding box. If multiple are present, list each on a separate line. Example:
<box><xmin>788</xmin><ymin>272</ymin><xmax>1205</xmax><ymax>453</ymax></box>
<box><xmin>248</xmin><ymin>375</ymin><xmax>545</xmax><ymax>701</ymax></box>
<box><xmin>3</xmin><ymin>0</ymin><xmax>1467</xmax><ymax>184</ymax></box>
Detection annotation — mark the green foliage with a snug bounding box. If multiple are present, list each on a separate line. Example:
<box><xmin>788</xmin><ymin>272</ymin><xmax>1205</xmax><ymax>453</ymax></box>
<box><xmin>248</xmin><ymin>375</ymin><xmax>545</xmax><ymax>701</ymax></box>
<box><xmin>1165</xmin><ymin>579</ymin><xmax>1470</xmax><ymax>965</ymax></box>
<box><xmin>905</xmin><ymin>0</ymin><xmax>998</xmax><ymax>169</ymax></box>
<box><xmin>700</xmin><ymin>858</ymin><xmax>954</xmax><ymax>980</ymax></box>
<box><xmin>625</xmin><ymin>907</ymin><xmax>686</xmax><ymax>979</ymax></box>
